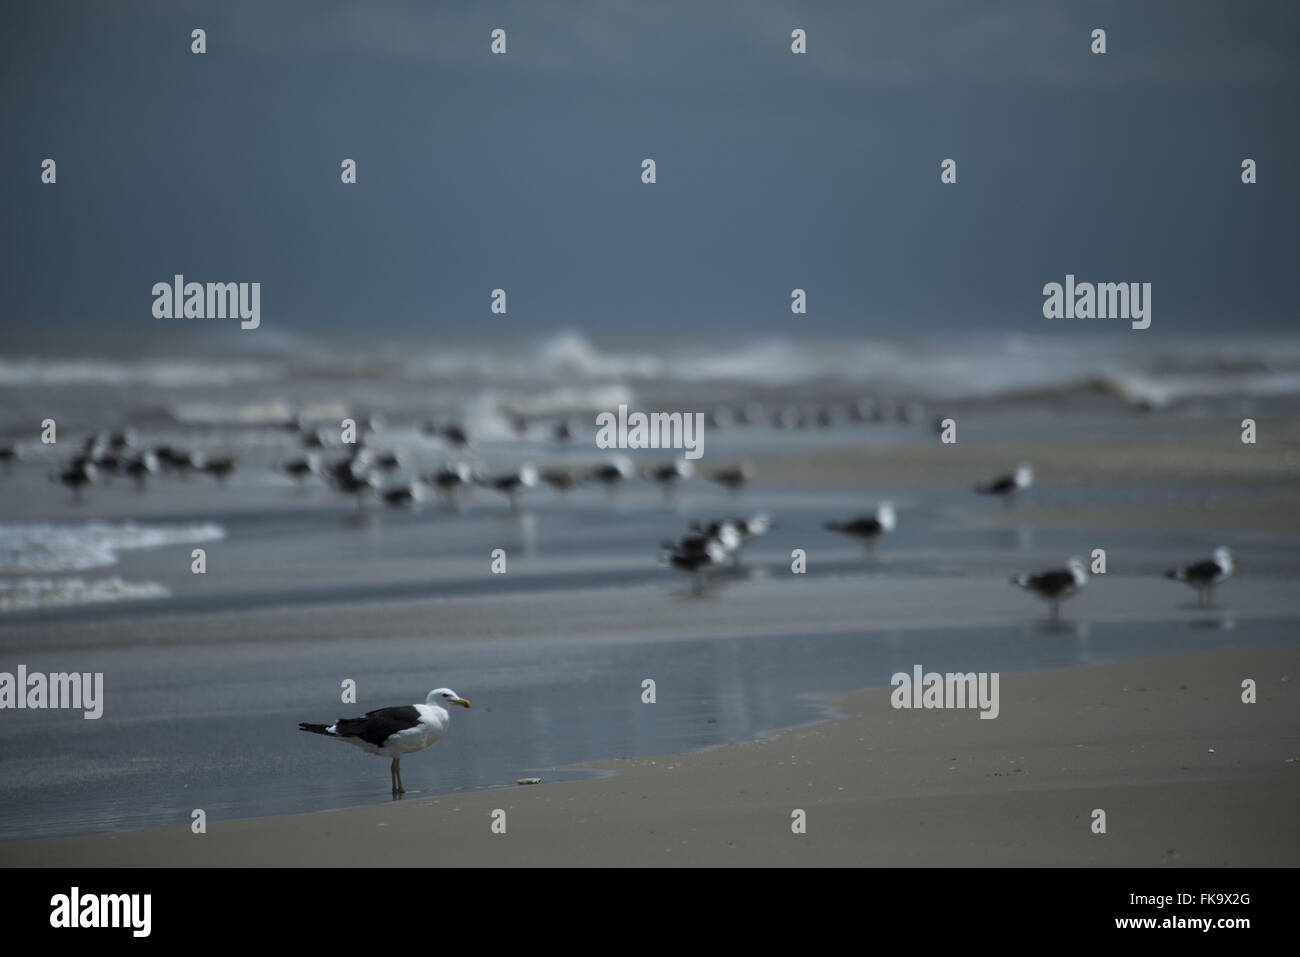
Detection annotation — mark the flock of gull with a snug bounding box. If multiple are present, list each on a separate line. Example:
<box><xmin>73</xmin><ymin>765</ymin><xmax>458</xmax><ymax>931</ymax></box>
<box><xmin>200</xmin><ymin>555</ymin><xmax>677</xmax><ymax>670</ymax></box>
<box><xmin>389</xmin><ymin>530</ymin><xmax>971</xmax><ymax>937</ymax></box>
<box><xmin>8</xmin><ymin>405</ymin><xmax>1236</xmax><ymax>623</ymax></box>
<box><xmin>654</xmin><ymin>458</ymin><xmax>1233</xmax><ymax>616</ymax></box>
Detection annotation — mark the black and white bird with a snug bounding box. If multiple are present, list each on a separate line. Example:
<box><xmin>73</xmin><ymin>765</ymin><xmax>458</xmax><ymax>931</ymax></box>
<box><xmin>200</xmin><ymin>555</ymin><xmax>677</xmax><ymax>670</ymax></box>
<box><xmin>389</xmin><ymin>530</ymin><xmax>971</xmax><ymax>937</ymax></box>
<box><xmin>588</xmin><ymin>457</ymin><xmax>634</xmax><ymax>498</ymax></box>
<box><xmin>202</xmin><ymin>456</ymin><xmax>236</xmax><ymax>483</ymax></box>
<box><xmin>824</xmin><ymin>502</ymin><xmax>897</xmax><ymax>552</ymax></box>
<box><xmin>692</xmin><ymin>513</ymin><xmax>772</xmax><ymax>551</ymax></box>
<box><xmin>647</xmin><ymin>460</ymin><xmax>693</xmax><ymax>502</ymax></box>
<box><xmin>1165</xmin><ymin>547</ymin><xmax>1234</xmax><ymax>608</ymax></box>
<box><xmin>975</xmin><ymin>463</ymin><xmax>1034</xmax><ymax>507</ymax></box>
<box><xmin>672</xmin><ymin>522</ymin><xmax>742</xmax><ymax>557</ymax></box>
<box><xmin>281</xmin><ymin>454</ymin><xmax>320</xmax><ymax>484</ymax></box>
<box><xmin>479</xmin><ymin>464</ymin><xmax>539</xmax><ymax>510</ymax></box>
<box><xmin>426</xmin><ymin>462</ymin><xmax>474</xmax><ymax>505</ymax></box>
<box><xmin>108</xmin><ymin>429</ymin><xmax>136</xmax><ymax>452</ymax></box>
<box><xmin>540</xmin><ymin>467</ymin><xmax>578</xmax><ymax>494</ymax></box>
<box><xmin>709</xmin><ymin>463</ymin><xmax>754</xmax><ymax>495</ymax></box>
<box><xmin>328</xmin><ymin>454</ymin><xmax>380</xmax><ymax>510</ymax></box>
<box><xmin>124</xmin><ymin>451</ymin><xmax>160</xmax><ymax>489</ymax></box>
<box><xmin>371</xmin><ymin>450</ymin><xmax>403</xmax><ymax>475</ymax></box>
<box><xmin>1011</xmin><ymin>557</ymin><xmax>1087</xmax><ymax>621</ymax></box>
<box><xmin>302</xmin><ymin>428</ymin><xmax>329</xmax><ymax>450</ymax></box>
<box><xmin>661</xmin><ymin>537</ymin><xmax>730</xmax><ymax>593</ymax></box>
<box><xmin>299</xmin><ymin>688</ymin><xmax>471</xmax><ymax>794</ymax></box>
<box><xmin>425</xmin><ymin>422</ymin><xmax>470</xmax><ymax>449</ymax></box>
<box><xmin>58</xmin><ymin>460</ymin><xmax>96</xmax><ymax>502</ymax></box>
<box><xmin>382</xmin><ymin>480</ymin><xmax>425</xmax><ymax>508</ymax></box>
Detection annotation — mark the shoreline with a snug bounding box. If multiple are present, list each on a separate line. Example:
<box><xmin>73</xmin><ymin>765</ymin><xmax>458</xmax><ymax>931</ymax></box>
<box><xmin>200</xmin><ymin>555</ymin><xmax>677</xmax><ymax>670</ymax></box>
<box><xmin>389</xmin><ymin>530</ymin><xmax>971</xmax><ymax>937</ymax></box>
<box><xmin>5</xmin><ymin>642</ymin><xmax>1296</xmax><ymax>867</ymax></box>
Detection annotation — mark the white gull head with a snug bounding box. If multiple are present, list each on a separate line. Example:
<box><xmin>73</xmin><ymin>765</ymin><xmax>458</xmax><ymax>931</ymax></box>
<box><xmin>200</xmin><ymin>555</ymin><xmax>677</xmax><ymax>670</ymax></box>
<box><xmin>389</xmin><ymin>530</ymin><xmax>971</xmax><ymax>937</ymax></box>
<box><xmin>425</xmin><ymin>688</ymin><xmax>472</xmax><ymax>710</ymax></box>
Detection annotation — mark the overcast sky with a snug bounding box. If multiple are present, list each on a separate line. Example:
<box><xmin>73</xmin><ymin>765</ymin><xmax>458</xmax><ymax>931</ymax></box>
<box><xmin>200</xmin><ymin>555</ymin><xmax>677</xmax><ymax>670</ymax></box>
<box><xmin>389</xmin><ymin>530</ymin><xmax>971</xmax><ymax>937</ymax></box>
<box><xmin>2</xmin><ymin>0</ymin><xmax>1297</xmax><ymax>351</ymax></box>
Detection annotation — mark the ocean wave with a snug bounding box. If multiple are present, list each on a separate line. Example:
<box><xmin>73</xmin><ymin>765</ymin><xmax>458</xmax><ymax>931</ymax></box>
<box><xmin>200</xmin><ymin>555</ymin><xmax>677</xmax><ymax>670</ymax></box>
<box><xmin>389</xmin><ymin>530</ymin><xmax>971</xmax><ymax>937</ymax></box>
<box><xmin>6</xmin><ymin>332</ymin><xmax>1300</xmax><ymax>413</ymax></box>
<box><xmin>0</xmin><ymin>522</ymin><xmax>225</xmax><ymax>574</ymax></box>
<box><xmin>0</xmin><ymin>577</ymin><xmax>170</xmax><ymax>613</ymax></box>
<box><xmin>0</xmin><ymin>358</ymin><xmax>278</xmax><ymax>389</ymax></box>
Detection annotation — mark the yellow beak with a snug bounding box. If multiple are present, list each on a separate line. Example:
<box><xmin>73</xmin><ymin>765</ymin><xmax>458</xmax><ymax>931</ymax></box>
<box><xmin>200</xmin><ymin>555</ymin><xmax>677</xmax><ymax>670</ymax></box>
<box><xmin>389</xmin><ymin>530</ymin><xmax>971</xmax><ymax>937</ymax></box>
<box><xmin>455</xmin><ymin>698</ymin><xmax>472</xmax><ymax>708</ymax></box>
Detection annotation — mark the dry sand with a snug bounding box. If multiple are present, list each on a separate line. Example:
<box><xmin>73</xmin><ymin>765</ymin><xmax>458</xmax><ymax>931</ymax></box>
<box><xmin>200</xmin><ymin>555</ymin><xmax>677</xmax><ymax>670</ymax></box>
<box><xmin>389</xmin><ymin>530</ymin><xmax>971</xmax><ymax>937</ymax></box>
<box><xmin>6</xmin><ymin>643</ymin><xmax>1296</xmax><ymax>867</ymax></box>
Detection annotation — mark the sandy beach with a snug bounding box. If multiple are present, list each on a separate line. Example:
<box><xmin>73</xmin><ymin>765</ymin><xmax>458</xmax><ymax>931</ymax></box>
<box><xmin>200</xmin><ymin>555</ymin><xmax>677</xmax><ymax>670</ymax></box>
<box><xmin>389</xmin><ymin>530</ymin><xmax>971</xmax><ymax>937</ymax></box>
<box><xmin>2</xmin><ymin>411</ymin><xmax>1299</xmax><ymax>852</ymax></box>
<box><xmin>5</xmin><ymin>643</ymin><xmax>1295</xmax><ymax>867</ymax></box>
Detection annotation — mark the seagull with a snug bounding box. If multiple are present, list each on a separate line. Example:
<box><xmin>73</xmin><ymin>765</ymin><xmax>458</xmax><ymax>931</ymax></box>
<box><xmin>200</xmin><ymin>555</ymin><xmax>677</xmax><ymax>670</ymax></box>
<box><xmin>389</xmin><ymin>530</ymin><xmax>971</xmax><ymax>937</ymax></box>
<box><xmin>479</xmin><ymin>464</ymin><xmax>539</xmax><ymax>510</ymax></box>
<box><xmin>124</xmin><ymin>451</ymin><xmax>159</xmax><ymax>489</ymax></box>
<box><xmin>1011</xmin><ymin>557</ymin><xmax>1087</xmax><ymax>621</ymax></box>
<box><xmin>825</xmin><ymin>503</ymin><xmax>896</xmax><ymax>552</ymax></box>
<box><xmin>705</xmin><ymin>406</ymin><xmax>734</xmax><ymax>429</ymax></box>
<box><xmin>58</xmin><ymin>460</ymin><xmax>96</xmax><ymax>503</ymax></box>
<box><xmin>281</xmin><ymin>454</ymin><xmax>320</xmax><ymax>483</ymax></box>
<box><xmin>588</xmin><ymin>457</ymin><xmax>634</xmax><ymax>498</ymax></box>
<box><xmin>660</xmin><ymin>537</ymin><xmax>730</xmax><ymax>593</ymax></box>
<box><xmin>426</xmin><ymin>462</ymin><xmax>473</xmax><ymax>505</ymax></box>
<box><xmin>329</xmin><ymin>455</ymin><xmax>380</xmax><ymax>510</ymax></box>
<box><xmin>155</xmin><ymin>446</ymin><xmax>203</xmax><ymax>476</ymax></box>
<box><xmin>693</xmin><ymin>513</ymin><xmax>772</xmax><ymax>548</ymax></box>
<box><xmin>202</xmin><ymin>456</ymin><xmax>236</xmax><ymax>483</ymax></box>
<box><xmin>108</xmin><ymin>429</ymin><xmax>136</xmax><ymax>452</ymax></box>
<box><xmin>975</xmin><ymin>463</ymin><xmax>1033</xmax><ymax>507</ymax></box>
<box><xmin>90</xmin><ymin>450</ymin><xmax>122</xmax><ymax>479</ymax></box>
<box><xmin>0</xmin><ymin>445</ymin><xmax>20</xmax><ymax>475</ymax></box>
<box><xmin>425</xmin><ymin>423</ymin><xmax>471</xmax><ymax>449</ymax></box>
<box><xmin>709</xmin><ymin>463</ymin><xmax>754</xmax><ymax>495</ymax></box>
<box><xmin>371</xmin><ymin>450</ymin><xmax>403</xmax><ymax>474</ymax></box>
<box><xmin>670</xmin><ymin>523</ymin><xmax>742</xmax><ymax>557</ymax></box>
<box><xmin>848</xmin><ymin>397</ymin><xmax>877</xmax><ymax>423</ymax></box>
<box><xmin>299</xmin><ymin>688</ymin><xmax>471</xmax><ymax>794</ymax></box>
<box><xmin>540</xmin><ymin>467</ymin><xmax>578</xmax><ymax>494</ymax></box>
<box><xmin>382</xmin><ymin>480</ymin><xmax>425</xmax><ymax>508</ymax></box>
<box><xmin>1165</xmin><ymin>547</ymin><xmax>1234</xmax><ymax>608</ymax></box>
<box><xmin>814</xmin><ymin>405</ymin><xmax>845</xmax><ymax>428</ymax></box>
<box><xmin>647</xmin><ymin>460</ymin><xmax>693</xmax><ymax>502</ymax></box>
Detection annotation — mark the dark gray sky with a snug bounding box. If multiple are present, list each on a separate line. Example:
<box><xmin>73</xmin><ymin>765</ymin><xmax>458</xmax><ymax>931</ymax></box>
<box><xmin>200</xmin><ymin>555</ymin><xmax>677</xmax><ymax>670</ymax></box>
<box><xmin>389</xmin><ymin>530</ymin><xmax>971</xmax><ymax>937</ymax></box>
<box><xmin>2</xmin><ymin>0</ymin><xmax>1297</xmax><ymax>351</ymax></box>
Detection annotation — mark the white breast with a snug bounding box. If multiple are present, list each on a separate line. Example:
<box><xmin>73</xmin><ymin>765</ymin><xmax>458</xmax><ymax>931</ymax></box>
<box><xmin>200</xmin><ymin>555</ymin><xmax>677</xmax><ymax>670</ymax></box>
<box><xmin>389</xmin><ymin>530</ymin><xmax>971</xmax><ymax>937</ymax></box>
<box><xmin>385</xmin><ymin>704</ymin><xmax>450</xmax><ymax>755</ymax></box>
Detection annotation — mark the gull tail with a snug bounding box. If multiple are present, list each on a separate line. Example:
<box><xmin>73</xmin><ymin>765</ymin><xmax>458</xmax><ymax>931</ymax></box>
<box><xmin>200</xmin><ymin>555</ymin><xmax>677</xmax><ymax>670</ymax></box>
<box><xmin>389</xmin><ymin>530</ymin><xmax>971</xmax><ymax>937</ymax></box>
<box><xmin>298</xmin><ymin>723</ymin><xmax>333</xmax><ymax>736</ymax></box>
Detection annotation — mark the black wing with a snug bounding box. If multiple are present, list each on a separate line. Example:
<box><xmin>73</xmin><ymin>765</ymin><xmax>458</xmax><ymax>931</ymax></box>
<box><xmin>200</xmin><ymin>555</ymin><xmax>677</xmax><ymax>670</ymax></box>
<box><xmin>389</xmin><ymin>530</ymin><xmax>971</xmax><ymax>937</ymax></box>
<box><xmin>334</xmin><ymin>705</ymin><xmax>421</xmax><ymax>747</ymax></box>
<box><xmin>826</xmin><ymin>517</ymin><xmax>881</xmax><ymax>536</ymax></box>
<box><xmin>1183</xmin><ymin>559</ymin><xmax>1222</xmax><ymax>583</ymax></box>
<box><xmin>1028</xmin><ymin>570</ymin><xmax>1076</xmax><ymax>595</ymax></box>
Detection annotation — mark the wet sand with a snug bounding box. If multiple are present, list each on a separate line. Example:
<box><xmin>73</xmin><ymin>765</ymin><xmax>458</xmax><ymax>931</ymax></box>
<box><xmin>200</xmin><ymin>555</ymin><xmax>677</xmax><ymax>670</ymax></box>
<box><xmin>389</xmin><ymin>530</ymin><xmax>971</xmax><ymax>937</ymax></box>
<box><xmin>5</xmin><ymin>643</ymin><xmax>1295</xmax><ymax>867</ymax></box>
<box><xmin>2</xmin><ymin>410</ymin><xmax>1298</xmax><ymax>855</ymax></box>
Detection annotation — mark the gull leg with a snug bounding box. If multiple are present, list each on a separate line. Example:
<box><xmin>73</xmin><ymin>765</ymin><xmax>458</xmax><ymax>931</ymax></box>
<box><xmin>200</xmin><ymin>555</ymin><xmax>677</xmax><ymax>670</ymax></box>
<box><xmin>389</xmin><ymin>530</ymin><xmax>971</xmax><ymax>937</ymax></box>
<box><xmin>1050</xmin><ymin>599</ymin><xmax>1060</xmax><ymax>622</ymax></box>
